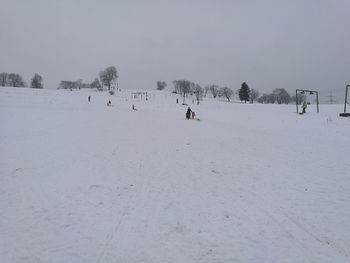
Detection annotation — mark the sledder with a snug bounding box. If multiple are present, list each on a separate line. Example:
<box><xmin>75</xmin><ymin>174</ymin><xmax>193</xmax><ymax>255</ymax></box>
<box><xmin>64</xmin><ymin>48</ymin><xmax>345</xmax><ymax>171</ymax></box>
<box><xmin>186</xmin><ymin>107</ymin><xmax>192</xmax><ymax>119</ymax></box>
<box><xmin>185</xmin><ymin>107</ymin><xmax>200</xmax><ymax>121</ymax></box>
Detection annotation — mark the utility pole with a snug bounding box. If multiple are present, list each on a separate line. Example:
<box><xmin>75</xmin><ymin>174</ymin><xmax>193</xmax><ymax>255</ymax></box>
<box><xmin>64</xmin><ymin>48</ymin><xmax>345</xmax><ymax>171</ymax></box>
<box><xmin>327</xmin><ymin>90</ymin><xmax>336</xmax><ymax>104</ymax></box>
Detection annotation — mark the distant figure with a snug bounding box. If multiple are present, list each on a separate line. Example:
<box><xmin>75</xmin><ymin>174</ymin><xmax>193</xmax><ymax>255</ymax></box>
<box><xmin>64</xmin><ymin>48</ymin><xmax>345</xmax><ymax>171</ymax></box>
<box><xmin>186</xmin><ymin>107</ymin><xmax>192</xmax><ymax>119</ymax></box>
<box><xmin>176</xmin><ymin>98</ymin><xmax>179</xmax><ymax>104</ymax></box>
<box><xmin>88</xmin><ymin>96</ymin><xmax>91</xmax><ymax>102</ymax></box>
<box><xmin>302</xmin><ymin>101</ymin><xmax>307</xmax><ymax>114</ymax></box>
<box><xmin>192</xmin><ymin>111</ymin><xmax>195</xmax><ymax>119</ymax></box>
<box><xmin>107</xmin><ymin>100</ymin><xmax>111</xmax><ymax>106</ymax></box>
<box><xmin>192</xmin><ymin>99</ymin><xmax>194</xmax><ymax>104</ymax></box>
<box><xmin>132</xmin><ymin>104</ymin><xmax>137</xmax><ymax>111</ymax></box>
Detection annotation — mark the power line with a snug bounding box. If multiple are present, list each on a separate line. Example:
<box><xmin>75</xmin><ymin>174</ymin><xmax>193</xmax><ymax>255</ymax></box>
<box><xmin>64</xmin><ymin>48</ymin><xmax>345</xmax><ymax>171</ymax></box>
<box><xmin>327</xmin><ymin>90</ymin><xmax>336</xmax><ymax>104</ymax></box>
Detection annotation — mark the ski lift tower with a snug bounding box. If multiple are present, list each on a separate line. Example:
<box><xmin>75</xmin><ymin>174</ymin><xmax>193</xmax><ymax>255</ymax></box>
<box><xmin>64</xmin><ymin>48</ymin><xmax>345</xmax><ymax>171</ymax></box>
<box><xmin>295</xmin><ymin>89</ymin><xmax>319</xmax><ymax>113</ymax></box>
<box><xmin>339</xmin><ymin>85</ymin><xmax>350</xmax><ymax>117</ymax></box>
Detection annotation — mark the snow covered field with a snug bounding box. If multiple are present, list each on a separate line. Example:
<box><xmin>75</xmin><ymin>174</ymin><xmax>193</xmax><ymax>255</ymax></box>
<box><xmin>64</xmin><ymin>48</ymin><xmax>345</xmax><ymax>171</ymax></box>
<box><xmin>0</xmin><ymin>87</ymin><xmax>349</xmax><ymax>263</ymax></box>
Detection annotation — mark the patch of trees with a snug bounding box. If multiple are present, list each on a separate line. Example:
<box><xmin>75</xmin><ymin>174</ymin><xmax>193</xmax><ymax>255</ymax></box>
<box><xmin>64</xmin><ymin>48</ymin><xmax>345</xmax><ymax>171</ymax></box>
<box><xmin>0</xmin><ymin>72</ymin><xmax>26</xmax><ymax>87</ymax></box>
<box><xmin>58</xmin><ymin>79</ymin><xmax>90</xmax><ymax>90</ymax></box>
<box><xmin>30</xmin><ymin>73</ymin><xmax>43</xmax><ymax>89</ymax></box>
<box><xmin>58</xmin><ymin>66</ymin><xmax>118</xmax><ymax>91</ymax></box>
<box><xmin>169</xmin><ymin>79</ymin><xmax>295</xmax><ymax>106</ymax></box>
<box><xmin>99</xmin><ymin>66</ymin><xmax>118</xmax><ymax>91</ymax></box>
<box><xmin>257</xmin><ymin>88</ymin><xmax>292</xmax><ymax>104</ymax></box>
<box><xmin>173</xmin><ymin>80</ymin><xmax>193</xmax><ymax>104</ymax></box>
<box><xmin>156</xmin><ymin>81</ymin><xmax>167</xmax><ymax>90</ymax></box>
<box><xmin>291</xmin><ymin>93</ymin><xmax>306</xmax><ymax>105</ymax></box>
<box><xmin>90</xmin><ymin>78</ymin><xmax>103</xmax><ymax>91</ymax></box>
<box><xmin>219</xmin><ymin>87</ymin><xmax>233</xmax><ymax>102</ymax></box>
<box><xmin>172</xmin><ymin>80</ymin><xmax>236</xmax><ymax>103</ymax></box>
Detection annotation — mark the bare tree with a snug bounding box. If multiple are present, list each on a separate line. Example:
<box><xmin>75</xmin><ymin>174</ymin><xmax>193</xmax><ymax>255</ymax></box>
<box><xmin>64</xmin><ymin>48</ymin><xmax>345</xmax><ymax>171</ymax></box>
<box><xmin>209</xmin><ymin>85</ymin><xmax>219</xmax><ymax>98</ymax></box>
<box><xmin>273</xmin><ymin>88</ymin><xmax>291</xmax><ymax>104</ymax></box>
<box><xmin>291</xmin><ymin>93</ymin><xmax>306</xmax><ymax>105</ymax></box>
<box><xmin>257</xmin><ymin>94</ymin><xmax>266</xmax><ymax>103</ymax></box>
<box><xmin>180</xmin><ymin>80</ymin><xmax>191</xmax><ymax>104</ymax></box>
<box><xmin>30</xmin><ymin>73</ymin><xmax>43</xmax><ymax>89</ymax></box>
<box><xmin>7</xmin><ymin>73</ymin><xmax>26</xmax><ymax>87</ymax></box>
<box><xmin>192</xmin><ymin>83</ymin><xmax>203</xmax><ymax>103</ymax></box>
<box><xmin>219</xmin><ymin>87</ymin><xmax>233</xmax><ymax>101</ymax></box>
<box><xmin>0</xmin><ymin>72</ymin><xmax>8</xmax><ymax>86</ymax></box>
<box><xmin>250</xmin><ymin>88</ymin><xmax>259</xmax><ymax>104</ymax></box>
<box><xmin>173</xmin><ymin>80</ymin><xmax>191</xmax><ymax>104</ymax></box>
<box><xmin>91</xmin><ymin>78</ymin><xmax>103</xmax><ymax>91</ymax></box>
<box><xmin>268</xmin><ymin>93</ymin><xmax>276</xmax><ymax>104</ymax></box>
<box><xmin>204</xmin><ymin>85</ymin><xmax>210</xmax><ymax>97</ymax></box>
<box><xmin>156</xmin><ymin>81</ymin><xmax>167</xmax><ymax>90</ymax></box>
<box><xmin>172</xmin><ymin>80</ymin><xmax>180</xmax><ymax>94</ymax></box>
<box><xmin>99</xmin><ymin>66</ymin><xmax>118</xmax><ymax>91</ymax></box>
<box><xmin>59</xmin><ymin>80</ymin><xmax>77</xmax><ymax>90</ymax></box>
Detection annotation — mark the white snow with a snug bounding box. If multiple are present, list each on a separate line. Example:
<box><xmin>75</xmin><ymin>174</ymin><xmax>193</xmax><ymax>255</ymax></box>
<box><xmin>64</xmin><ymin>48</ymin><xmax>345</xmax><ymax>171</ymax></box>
<box><xmin>0</xmin><ymin>87</ymin><xmax>349</xmax><ymax>263</ymax></box>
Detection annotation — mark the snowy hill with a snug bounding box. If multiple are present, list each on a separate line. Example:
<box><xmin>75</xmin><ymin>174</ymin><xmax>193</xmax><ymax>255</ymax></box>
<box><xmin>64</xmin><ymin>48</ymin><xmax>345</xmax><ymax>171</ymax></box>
<box><xmin>0</xmin><ymin>87</ymin><xmax>349</xmax><ymax>263</ymax></box>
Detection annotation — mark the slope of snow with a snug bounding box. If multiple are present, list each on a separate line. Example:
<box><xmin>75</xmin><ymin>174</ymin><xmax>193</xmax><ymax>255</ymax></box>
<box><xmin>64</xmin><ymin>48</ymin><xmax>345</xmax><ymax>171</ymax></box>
<box><xmin>0</xmin><ymin>87</ymin><xmax>349</xmax><ymax>263</ymax></box>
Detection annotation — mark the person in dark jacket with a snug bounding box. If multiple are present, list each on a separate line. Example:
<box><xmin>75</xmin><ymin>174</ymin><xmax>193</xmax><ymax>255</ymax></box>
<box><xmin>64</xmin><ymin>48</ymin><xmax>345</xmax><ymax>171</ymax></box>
<box><xmin>186</xmin><ymin>107</ymin><xmax>192</xmax><ymax>119</ymax></box>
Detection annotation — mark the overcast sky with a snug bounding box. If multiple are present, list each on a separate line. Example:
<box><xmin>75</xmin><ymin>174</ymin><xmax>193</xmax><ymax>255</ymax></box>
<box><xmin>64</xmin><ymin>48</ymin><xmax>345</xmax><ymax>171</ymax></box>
<box><xmin>1</xmin><ymin>0</ymin><xmax>349</xmax><ymax>102</ymax></box>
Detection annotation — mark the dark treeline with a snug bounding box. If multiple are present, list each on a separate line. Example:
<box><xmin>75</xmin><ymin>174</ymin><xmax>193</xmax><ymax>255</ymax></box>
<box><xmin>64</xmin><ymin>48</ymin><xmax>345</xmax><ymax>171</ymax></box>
<box><xmin>0</xmin><ymin>72</ymin><xmax>44</xmax><ymax>89</ymax></box>
<box><xmin>0</xmin><ymin>72</ymin><xmax>26</xmax><ymax>87</ymax></box>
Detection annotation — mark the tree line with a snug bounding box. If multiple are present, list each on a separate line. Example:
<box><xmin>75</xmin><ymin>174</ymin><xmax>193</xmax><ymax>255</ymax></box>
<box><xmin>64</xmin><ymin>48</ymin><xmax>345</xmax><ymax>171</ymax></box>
<box><xmin>58</xmin><ymin>66</ymin><xmax>118</xmax><ymax>92</ymax></box>
<box><xmin>0</xmin><ymin>72</ymin><xmax>44</xmax><ymax>89</ymax></box>
<box><xmin>157</xmin><ymin>80</ymin><xmax>255</xmax><ymax>103</ymax></box>
<box><xmin>157</xmin><ymin>80</ymin><xmax>304</xmax><ymax>104</ymax></box>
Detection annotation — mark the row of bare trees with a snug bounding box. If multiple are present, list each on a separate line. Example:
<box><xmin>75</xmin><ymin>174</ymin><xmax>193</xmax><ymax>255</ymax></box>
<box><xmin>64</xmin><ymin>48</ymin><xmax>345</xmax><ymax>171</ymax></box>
<box><xmin>0</xmin><ymin>72</ymin><xmax>44</xmax><ymax>89</ymax></box>
<box><xmin>258</xmin><ymin>88</ymin><xmax>296</xmax><ymax>104</ymax></box>
<box><xmin>158</xmin><ymin>80</ymin><xmax>300</xmax><ymax>105</ymax></box>
<box><xmin>0</xmin><ymin>72</ymin><xmax>26</xmax><ymax>87</ymax></box>
<box><xmin>162</xmin><ymin>80</ymin><xmax>256</xmax><ymax>103</ymax></box>
<box><xmin>58</xmin><ymin>66</ymin><xmax>118</xmax><ymax>92</ymax></box>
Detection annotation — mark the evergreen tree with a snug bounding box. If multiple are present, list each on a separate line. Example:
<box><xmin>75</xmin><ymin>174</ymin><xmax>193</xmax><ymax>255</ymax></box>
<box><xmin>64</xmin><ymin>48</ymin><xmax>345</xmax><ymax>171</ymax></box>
<box><xmin>239</xmin><ymin>82</ymin><xmax>250</xmax><ymax>103</ymax></box>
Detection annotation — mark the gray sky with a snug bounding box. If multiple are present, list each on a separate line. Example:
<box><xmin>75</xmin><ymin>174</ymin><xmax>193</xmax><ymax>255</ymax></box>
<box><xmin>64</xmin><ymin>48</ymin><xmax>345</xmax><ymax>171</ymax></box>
<box><xmin>1</xmin><ymin>0</ymin><xmax>349</xmax><ymax>102</ymax></box>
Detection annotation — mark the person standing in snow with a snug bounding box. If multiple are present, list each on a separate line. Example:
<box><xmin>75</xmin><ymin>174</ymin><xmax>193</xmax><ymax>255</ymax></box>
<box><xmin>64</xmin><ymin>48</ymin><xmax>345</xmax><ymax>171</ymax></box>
<box><xmin>186</xmin><ymin>107</ymin><xmax>192</xmax><ymax>119</ymax></box>
<box><xmin>191</xmin><ymin>111</ymin><xmax>195</xmax><ymax>119</ymax></box>
<box><xmin>88</xmin><ymin>96</ymin><xmax>91</xmax><ymax>102</ymax></box>
<box><xmin>302</xmin><ymin>101</ymin><xmax>307</xmax><ymax>114</ymax></box>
